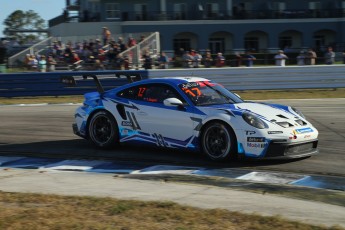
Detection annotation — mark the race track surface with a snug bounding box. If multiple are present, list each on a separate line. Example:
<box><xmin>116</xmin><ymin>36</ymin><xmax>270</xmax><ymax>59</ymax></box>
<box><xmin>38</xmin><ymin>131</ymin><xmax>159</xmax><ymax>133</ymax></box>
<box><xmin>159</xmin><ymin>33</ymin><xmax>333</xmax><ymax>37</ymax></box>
<box><xmin>0</xmin><ymin>98</ymin><xmax>344</xmax><ymax>177</ymax></box>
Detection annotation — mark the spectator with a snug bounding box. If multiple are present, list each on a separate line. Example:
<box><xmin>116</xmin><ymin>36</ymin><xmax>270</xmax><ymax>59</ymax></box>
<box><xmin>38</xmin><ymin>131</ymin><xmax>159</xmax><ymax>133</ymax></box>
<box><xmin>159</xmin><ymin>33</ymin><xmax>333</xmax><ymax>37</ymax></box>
<box><xmin>38</xmin><ymin>55</ymin><xmax>47</xmax><ymax>72</ymax></box>
<box><xmin>118</xmin><ymin>37</ymin><xmax>127</xmax><ymax>52</ymax></box>
<box><xmin>193</xmin><ymin>51</ymin><xmax>203</xmax><ymax>68</ymax></box>
<box><xmin>274</xmin><ymin>50</ymin><xmax>288</xmax><ymax>66</ymax></box>
<box><xmin>63</xmin><ymin>44</ymin><xmax>73</xmax><ymax>63</ymax></box>
<box><xmin>296</xmin><ymin>51</ymin><xmax>305</xmax><ymax>66</ymax></box>
<box><xmin>127</xmin><ymin>37</ymin><xmax>137</xmax><ymax>48</ymax></box>
<box><xmin>182</xmin><ymin>51</ymin><xmax>193</xmax><ymax>68</ymax></box>
<box><xmin>244</xmin><ymin>50</ymin><xmax>256</xmax><ymax>67</ymax></box>
<box><xmin>203</xmin><ymin>51</ymin><xmax>213</xmax><ymax>68</ymax></box>
<box><xmin>47</xmin><ymin>55</ymin><xmax>57</xmax><ymax>72</ymax></box>
<box><xmin>114</xmin><ymin>54</ymin><xmax>124</xmax><ymax>69</ymax></box>
<box><xmin>24</xmin><ymin>54</ymin><xmax>31</xmax><ymax>69</ymax></box>
<box><xmin>215</xmin><ymin>52</ymin><xmax>225</xmax><ymax>67</ymax></box>
<box><xmin>102</xmin><ymin>27</ymin><xmax>111</xmax><ymax>46</ymax></box>
<box><xmin>158</xmin><ymin>52</ymin><xmax>169</xmax><ymax>69</ymax></box>
<box><xmin>142</xmin><ymin>52</ymin><xmax>153</xmax><ymax>69</ymax></box>
<box><xmin>29</xmin><ymin>55</ymin><xmax>38</xmax><ymax>70</ymax></box>
<box><xmin>305</xmin><ymin>48</ymin><xmax>317</xmax><ymax>65</ymax></box>
<box><xmin>234</xmin><ymin>52</ymin><xmax>242</xmax><ymax>67</ymax></box>
<box><xmin>94</xmin><ymin>59</ymin><xmax>105</xmax><ymax>70</ymax></box>
<box><xmin>324</xmin><ymin>46</ymin><xmax>335</xmax><ymax>65</ymax></box>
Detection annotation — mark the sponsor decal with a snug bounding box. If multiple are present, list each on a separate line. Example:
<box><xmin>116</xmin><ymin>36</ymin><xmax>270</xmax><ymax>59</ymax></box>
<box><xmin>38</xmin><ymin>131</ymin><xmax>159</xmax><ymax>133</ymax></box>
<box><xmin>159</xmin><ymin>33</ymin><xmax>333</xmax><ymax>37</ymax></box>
<box><xmin>247</xmin><ymin>137</ymin><xmax>265</xmax><ymax>142</ymax></box>
<box><xmin>122</xmin><ymin>121</ymin><xmax>133</xmax><ymax>127</ymax></box>
<box><xmin>247</xmin><ymin>142</ymin><xmax>268</xmax><ymax>148</ymax></box>
<box><xmin>304</xmin><ymin>134</ymin><xmax>311</xmax><ymax>138</ymax></box>
<box><xmin>268</xmin><ymin>131</ymin><xmax>283</xmax><ymax>134</ymax></box>
<box><xmin>245</xmin><ymin>131</ymin><xmax>256</xmax><ymax>135</ymax></box>
<box><xmin>295</xmin><ymin>127</ymin><xmax>313</xmax><ymax>134</ymax></box>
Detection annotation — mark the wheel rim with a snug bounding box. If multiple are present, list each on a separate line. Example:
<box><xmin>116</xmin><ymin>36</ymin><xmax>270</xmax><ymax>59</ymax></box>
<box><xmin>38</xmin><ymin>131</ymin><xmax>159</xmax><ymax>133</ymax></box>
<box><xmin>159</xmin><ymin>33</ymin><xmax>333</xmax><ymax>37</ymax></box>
<box><xmin>204</xmin><ymin>124</ymin><xmax>231</xmax><ymax>159</ymax></box>
<box><xmin>90</xmin><ymin>115</ymin><xmax>113</xmax><ymax>145</ymax></box>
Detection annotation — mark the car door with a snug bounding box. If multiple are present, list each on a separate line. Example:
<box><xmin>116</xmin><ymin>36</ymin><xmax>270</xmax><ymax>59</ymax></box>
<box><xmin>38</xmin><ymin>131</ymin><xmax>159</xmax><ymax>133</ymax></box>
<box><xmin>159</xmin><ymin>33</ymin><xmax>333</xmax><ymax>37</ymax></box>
<box><xmin>126</xmin><ymin>83</ymin><xmax>196</xmax><ymax>148</ymax></box>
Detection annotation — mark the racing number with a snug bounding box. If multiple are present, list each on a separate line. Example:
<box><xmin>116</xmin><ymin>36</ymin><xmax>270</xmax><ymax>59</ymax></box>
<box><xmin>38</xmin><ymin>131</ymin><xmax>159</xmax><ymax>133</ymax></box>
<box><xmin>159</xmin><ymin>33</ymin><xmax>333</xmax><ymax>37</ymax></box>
<box><xmin>138</xmin><ymin>87</ymin><xmax>146</xmax><ymax>97</ymax></box>
<box><xmin>184</xmin><ymin>87</ymin><xmax>201</xmax><ymax>97</ymax></box>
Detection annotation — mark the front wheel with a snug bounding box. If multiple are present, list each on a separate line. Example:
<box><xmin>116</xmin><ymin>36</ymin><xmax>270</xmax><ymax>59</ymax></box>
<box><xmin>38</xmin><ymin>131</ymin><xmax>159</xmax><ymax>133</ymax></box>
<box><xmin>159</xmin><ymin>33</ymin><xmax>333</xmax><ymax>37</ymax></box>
<box><xmin>88</xmin><ymin>110</ymin><xmax>119</xmax><ymax>148</ymax></box>
<box><xmin>201</xmin><ymin>122</ymin><xmax>236</xmax><ymax>161</ymax></box>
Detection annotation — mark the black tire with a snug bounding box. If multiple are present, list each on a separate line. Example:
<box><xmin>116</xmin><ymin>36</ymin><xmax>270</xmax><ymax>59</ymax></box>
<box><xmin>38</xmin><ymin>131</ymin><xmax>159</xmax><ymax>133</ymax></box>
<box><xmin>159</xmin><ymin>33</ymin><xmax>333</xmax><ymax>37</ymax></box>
<box><xmin>88</xmin><ymin>110</ymin><xmax>119</xmax><ymax>148</ymax></box>
<box><xmin>201</xmin><ymin>121</ymin><xmax>237</xmax><ymax>161</ymax></box>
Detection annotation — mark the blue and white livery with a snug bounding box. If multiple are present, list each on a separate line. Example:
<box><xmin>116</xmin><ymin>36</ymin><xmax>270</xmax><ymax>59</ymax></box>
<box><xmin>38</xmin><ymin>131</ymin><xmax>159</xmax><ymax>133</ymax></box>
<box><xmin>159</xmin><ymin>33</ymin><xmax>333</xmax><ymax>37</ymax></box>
<box><xmin>72</xmin><ymin>77</ymin><xmax>318</xmax><ymax>161</ymax></box>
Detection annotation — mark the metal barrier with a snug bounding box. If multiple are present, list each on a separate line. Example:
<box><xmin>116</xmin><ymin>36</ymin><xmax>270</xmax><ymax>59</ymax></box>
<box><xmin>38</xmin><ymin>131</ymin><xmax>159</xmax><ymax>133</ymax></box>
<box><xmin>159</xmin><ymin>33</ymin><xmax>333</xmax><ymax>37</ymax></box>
<box><xmin>148</xmin><ymin>65</ymin><xmax>345</xmax><ymax>90</ymax></box>
<box><xmin>0</xmin><ymin>65</ymin><xmax>344</xmax><ymax>98</ymax></box>
<box><xmin>8</xmin><ymin>37</ymin><xmax>54</xmax><ymax>67</ymax></box>
<box><xmin>0</xmin><ymin>70</ymin><xmax>148</xmax><ymax>97</ymax></box>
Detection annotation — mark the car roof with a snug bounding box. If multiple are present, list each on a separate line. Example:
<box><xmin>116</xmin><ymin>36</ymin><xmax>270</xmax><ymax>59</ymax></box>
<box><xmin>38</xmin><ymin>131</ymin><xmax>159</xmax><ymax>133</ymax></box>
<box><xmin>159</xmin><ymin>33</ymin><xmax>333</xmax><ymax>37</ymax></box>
<box><xmin>137</xmin><ymin>76</ymin><xmax>210</xmax><ymax>85</ymax></box>
<box><xmin>108</xmin><ymin>77</ymin><xmax>211</xmax><ymax>94</ymax></box>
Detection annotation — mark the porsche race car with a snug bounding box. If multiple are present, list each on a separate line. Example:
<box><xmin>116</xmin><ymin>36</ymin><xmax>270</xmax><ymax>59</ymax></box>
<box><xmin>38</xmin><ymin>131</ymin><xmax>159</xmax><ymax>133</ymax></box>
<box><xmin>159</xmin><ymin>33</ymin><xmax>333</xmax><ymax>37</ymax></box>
<box><xmin>71</xmin><ymin>76</ymin><xmax>318</xmax><ymax>161</ymax></box>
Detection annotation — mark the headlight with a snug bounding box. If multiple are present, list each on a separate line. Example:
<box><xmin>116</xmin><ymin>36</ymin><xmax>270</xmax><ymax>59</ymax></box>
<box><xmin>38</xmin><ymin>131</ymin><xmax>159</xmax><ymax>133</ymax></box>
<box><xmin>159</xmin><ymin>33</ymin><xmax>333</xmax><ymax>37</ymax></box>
<box><xmin>242</xmin><ymin>112</ymin><xmax>267</xmax><ymax>129</ymax></box>
<box><xmin>291</xmin><ymin>107</ymin><xmax>305</xmax><ymax>119</ymax></box>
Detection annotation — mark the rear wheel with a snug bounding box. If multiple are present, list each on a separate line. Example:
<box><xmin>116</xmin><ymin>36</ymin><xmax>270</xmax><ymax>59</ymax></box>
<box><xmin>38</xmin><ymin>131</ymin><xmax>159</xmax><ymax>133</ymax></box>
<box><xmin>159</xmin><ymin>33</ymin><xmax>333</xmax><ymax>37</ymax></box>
<box><xmin>88</xmin><ymin>111</ymin><xmax>119</xmax><ymax>148</ymax></box>
<box><xmin>201</xmin><ymin>121</ymin><xmax>236</xmax><ymax>161</ymax></box>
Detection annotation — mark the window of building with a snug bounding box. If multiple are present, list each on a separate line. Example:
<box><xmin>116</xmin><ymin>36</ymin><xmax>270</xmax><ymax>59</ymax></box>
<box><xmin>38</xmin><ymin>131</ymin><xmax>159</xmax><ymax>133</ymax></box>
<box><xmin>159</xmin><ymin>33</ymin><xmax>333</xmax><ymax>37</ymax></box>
<box><xmin>206</xmin><ymin>3</ymin><xmax>219</xmax><ymax>18</ymax></box>
<box><xmin>314</xmin><ymin>35</ymin><xmax>325</xmax><ymax>50</ymax></box>
<box><xmin>134</xmin><ymin>4</ymin><xmax>148</xmax><ymax>20</ymax></box>
<box><xmin>309</xmin><ymin>1</ymin><xmax>321</xmax><ymax>17</ymax></box>
<box><xmin>279</xmin><ymin>36</ymin><xmax>292</xmax><ymax>49</ymax></box>
<box><xmin>272</xmin><ymin>2</ymin><xmax>286</xmax><ymax>11</ymax></box>
<box><xmin>209</xmin><ymin>38</ymin><xmax>225</xmax><ymax>54</ymax></box>
<box><xmin>244</xmin><ymin>37</ymin><xmax>259</xmax><ymax>52</ymax></box>
<box><xmin>174</xmin><ymin>38</ymin><xmax>191</xmax><ymax>53</ymax></box>
<box><xmin>174</xmin><ymin>3</ymin><xmax>187</xmax><ymax>19</ymax></box>
<box><xmin>105</xmin><ymin>3</ymin><xmax>120</xmax><ymax>19</ymax></box>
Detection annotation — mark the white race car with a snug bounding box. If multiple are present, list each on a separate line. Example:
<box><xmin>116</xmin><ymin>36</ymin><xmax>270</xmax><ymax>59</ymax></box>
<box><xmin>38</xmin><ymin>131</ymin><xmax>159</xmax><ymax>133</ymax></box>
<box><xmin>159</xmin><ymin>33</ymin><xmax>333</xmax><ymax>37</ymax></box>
<box><xmin>72</xmin><ymin>76</ymin><xmax>318</xmax><ymax>161</ymax></box>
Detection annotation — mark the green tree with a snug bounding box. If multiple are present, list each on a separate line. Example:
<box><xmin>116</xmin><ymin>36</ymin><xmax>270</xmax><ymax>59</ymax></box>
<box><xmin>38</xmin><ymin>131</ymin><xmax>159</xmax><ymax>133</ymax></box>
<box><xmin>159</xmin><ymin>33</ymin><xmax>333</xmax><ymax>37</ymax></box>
<box><xmin>3</xmin><ymin>10</ymin><xmax>47</xmax><ymax>44</ymax></box>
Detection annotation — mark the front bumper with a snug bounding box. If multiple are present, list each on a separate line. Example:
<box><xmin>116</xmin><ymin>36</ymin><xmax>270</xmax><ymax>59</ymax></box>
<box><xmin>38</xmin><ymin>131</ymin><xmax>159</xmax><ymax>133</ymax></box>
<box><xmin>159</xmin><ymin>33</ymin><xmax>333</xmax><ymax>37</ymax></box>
<box><xmin>263</xmin><ymin>139</ymin><xmax>318</xmax><ymax>159</ymax></box>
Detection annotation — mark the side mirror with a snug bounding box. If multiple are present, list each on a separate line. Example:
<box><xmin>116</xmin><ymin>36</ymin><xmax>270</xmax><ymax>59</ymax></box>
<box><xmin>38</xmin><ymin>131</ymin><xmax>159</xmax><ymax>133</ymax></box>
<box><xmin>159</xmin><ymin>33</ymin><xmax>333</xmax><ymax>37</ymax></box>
<box><xmin>163</xmin><ymin>98</ymin><xmax>184</xmax><ymax>107</ymax></box>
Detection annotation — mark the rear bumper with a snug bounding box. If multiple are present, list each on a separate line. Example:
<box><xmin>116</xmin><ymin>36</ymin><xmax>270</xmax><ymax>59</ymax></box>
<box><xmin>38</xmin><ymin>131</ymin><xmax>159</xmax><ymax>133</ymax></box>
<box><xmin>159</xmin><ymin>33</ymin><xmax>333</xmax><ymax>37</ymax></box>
<box><xmin>263</xmin><ymin>139</ymin><xmax>318</xmax><ymax>159</ymax></box>
<box><xmin>73</xmin><ymin>123</ymin><xmax>86</xmax><ymax>138</ymax></box>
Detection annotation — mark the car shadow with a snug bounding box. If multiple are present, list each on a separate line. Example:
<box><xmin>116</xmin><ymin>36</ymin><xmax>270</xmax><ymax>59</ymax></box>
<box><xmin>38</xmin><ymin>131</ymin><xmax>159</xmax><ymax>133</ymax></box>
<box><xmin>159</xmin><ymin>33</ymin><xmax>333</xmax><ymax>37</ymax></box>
<box><xmin>0</xmin><ymin>139</ymin><xmax>305</xmax><ymax>169</ymax></box>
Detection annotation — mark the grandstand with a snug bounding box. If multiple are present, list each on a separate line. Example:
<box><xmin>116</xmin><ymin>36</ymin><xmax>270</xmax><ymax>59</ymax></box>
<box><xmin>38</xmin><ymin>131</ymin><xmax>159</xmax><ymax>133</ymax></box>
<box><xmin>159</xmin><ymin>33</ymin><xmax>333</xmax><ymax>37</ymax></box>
<box><xmin>7</xmin><ymin>32</ymin><xmax>160</xmax><ymax>71</ymax></box>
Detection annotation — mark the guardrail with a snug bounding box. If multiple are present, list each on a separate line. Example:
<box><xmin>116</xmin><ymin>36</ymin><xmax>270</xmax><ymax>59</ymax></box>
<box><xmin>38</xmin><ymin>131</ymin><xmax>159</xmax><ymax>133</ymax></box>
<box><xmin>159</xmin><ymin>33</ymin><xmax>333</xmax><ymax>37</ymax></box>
<box><xmin>149</xmin><ymin>65</ymin><xmax>345</xmax><ymax>90</ymax></box>
<box><xmin>0</xmin><ymin>65</ymin><xmax>344</xmax><ymax>97</ymax></box>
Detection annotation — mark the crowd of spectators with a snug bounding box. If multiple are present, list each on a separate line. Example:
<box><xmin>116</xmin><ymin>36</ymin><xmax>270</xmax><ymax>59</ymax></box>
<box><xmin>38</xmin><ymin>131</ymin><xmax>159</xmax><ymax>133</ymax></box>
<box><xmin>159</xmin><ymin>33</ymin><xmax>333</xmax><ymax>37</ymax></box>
<box><xmin>24</xmin><ymin>28</ymin><xmax>149</xmax><ymax>72</ymax></box>
<box><xmin>22</xmin><ymin>26</ymin><xmax>344</xmax><ymax>72</ymax></box>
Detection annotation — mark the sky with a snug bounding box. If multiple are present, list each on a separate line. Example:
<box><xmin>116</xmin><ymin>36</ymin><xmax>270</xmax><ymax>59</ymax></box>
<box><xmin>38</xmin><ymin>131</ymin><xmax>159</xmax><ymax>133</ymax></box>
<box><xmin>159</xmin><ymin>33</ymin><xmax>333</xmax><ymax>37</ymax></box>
<box><xmin>0</xmin><ymin>0</ymin><xmax>66</xmax><ymax>37</ymax></box>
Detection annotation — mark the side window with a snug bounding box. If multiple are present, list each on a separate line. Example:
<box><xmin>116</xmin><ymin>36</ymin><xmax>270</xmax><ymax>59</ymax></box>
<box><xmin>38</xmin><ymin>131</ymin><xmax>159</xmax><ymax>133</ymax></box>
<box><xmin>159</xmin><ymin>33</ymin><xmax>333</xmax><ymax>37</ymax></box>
<box><xmin>118</xmin><ymin>84</ymin><xmax>185</xmax><ymax>104</ymax></box>
<box><xmin>117</xmin><ymin>86</ymin><xmax>140</xmax><ymax>100</ymax></box>
<box><xmin>143</xmin><ymin>84</ymin><xmax>184</xmax><ymax>103</ymax></box>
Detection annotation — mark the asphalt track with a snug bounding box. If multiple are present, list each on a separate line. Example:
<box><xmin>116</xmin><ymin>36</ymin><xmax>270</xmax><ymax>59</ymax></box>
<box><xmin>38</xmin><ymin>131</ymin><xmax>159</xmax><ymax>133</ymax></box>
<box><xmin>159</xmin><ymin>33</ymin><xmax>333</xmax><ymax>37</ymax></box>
<box><xmin>0</xmin><ymin>98</ymin><xmax>344</xmax><ymax>177</ymax></box>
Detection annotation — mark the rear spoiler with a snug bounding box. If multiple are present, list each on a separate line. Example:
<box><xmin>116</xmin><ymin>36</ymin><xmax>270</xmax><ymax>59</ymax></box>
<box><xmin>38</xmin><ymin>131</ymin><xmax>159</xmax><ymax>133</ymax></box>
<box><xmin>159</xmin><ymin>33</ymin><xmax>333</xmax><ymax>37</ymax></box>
<box><xmin>60</xmin><ymin>72</ymin><xmax>142</xmax><ymax>94</ymax></box>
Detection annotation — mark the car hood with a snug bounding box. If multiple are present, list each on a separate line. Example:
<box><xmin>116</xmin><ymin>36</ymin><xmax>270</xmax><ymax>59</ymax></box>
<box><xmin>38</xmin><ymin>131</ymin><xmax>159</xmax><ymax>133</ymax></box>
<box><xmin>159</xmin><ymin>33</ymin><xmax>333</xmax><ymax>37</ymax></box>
<box><xmin>201</xmin><ymin>102</ymin><xmax>301</xmax><ymax>123</ymax></box>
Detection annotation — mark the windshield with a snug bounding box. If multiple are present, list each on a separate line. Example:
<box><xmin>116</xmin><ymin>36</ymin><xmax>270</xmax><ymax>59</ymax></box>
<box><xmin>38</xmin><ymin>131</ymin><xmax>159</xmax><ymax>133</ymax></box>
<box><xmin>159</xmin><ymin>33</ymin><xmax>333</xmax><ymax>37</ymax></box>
<box><xmin>179</xmin><ymin>81</ymin><xmax>243</xmax><ymax>106</ymax></box>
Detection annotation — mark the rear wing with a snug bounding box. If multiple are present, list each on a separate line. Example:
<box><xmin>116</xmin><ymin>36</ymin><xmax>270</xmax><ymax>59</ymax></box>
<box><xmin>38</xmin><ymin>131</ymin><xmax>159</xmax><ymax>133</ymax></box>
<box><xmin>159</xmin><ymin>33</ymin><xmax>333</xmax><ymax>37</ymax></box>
<box><xmin>60</xmin><ymin>71</ymin><xmax>143</xmax><ymax>94</ymax></box>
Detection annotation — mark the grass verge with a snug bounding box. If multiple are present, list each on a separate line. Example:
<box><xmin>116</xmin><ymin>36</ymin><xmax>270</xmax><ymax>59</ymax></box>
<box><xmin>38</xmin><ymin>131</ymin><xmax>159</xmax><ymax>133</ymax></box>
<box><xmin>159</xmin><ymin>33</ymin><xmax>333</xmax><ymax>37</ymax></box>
<box><xmin>0</xmin><ymin>88</ymin><xmax>344</xmax><ymax>105</ymax></box>
<box><xmin>0</xmin><ymin>191</ymin><xmax>343</xmax><ymax>230</ymax></box>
